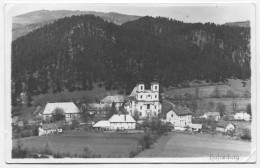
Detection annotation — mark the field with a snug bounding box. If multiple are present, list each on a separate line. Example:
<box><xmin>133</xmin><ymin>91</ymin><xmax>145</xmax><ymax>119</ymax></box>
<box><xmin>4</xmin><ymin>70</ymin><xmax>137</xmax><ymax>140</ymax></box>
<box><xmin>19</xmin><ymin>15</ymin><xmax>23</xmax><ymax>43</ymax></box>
<box><xmin>137</xmin><ymin>132</ymin><xmax>251</xmax><ymax>158</ymax></box>
<box><xmin>32</xmin><ymin>86</ymin><xmax>117</xmax><ymax>106</ymax></box>
<box><xmin>13</xmin><ymin>133</ymin><xmax>143</xmax><ymax>157</ymax></box>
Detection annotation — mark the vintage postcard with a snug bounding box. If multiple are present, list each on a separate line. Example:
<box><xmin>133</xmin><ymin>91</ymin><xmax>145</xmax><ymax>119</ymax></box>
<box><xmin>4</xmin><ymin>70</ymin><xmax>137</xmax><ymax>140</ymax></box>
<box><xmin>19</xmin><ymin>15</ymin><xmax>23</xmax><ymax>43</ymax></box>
<box><xmin>3</xmin><ymin>1</ymin><xmax>257</xmax><ymax>165</ymax></box>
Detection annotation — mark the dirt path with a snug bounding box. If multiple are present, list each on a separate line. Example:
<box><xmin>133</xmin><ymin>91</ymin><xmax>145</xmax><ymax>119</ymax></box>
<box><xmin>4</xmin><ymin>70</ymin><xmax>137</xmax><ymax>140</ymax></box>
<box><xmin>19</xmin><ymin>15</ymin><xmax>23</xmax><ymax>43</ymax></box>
<box><xmin>136</xmin><ymin>132</ymin><xmax>251</xmax><ymax>158</ymax></box>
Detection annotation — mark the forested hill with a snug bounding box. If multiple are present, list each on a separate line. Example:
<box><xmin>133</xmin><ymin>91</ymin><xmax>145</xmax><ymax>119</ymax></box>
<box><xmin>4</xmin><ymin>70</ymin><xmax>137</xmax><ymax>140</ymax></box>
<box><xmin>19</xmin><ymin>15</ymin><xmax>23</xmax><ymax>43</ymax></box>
<box><xmin>11</xmin><ymin>15</ymin><xmax>251</xmax><ymax>104</ymax></box>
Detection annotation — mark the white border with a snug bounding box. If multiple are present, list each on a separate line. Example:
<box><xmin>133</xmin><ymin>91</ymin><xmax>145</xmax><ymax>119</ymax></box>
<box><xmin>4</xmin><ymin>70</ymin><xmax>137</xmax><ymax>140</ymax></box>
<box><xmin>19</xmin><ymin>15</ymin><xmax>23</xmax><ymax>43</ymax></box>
<box><xmin>1</xmin><ymin>0</ymin><xmax>259</xmax><ymax>167</ymax></box>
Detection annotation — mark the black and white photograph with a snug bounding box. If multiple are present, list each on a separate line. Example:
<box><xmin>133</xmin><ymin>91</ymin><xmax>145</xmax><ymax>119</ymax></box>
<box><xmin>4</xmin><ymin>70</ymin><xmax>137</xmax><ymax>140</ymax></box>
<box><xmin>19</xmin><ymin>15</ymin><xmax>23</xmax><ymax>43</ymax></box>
<box><xmin>2</xmin><ymin>1</ymin><xmax>258</xmax><ymax>165</ymax></box>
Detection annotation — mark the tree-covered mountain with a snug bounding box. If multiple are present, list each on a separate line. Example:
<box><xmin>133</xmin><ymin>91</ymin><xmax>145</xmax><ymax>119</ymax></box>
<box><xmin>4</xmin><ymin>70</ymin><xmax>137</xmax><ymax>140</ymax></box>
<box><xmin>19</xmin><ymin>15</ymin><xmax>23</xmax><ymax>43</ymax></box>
<box><xmin>12</xmin><ymin>10</ymin><xmax>141</xmax><ymax>40</ymax></box>
<box><xmin>11</xmin><ymin>15</ymin><xmax>251</xmax><ymax>105</ymax></box>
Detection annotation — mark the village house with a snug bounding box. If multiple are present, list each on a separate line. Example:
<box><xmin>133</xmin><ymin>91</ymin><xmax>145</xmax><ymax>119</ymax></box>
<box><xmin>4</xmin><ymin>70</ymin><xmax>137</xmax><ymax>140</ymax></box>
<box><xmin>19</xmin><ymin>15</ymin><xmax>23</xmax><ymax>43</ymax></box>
<box><xmin>160</xmin><ymin>100</ymin><xmax>192</xmax><ymax>130</ymax></box>
<box><xmin>188</xmin><ymin>123</ymin><xmax>203</xmax><ymax>132</ymax></box>
<box><xmin>100</xmin><ymin>94</ymin><xmax>129</xmax><ymax>110</ymax></box>
<box><xmin>234</xmin><ymin>111</ymin><xmax>251</xmax><ymax>121</ymax></box>
<box><xmin>42</xmin><ymin>102</ymin><xmax>80</xmax><ymax>122</ymax></box>
<box><xmin>126</xmin><ymin>81</ymin><xmax>161</xmax><ymax>118</ymax></box>
<box><xmin>201</xmin><ymin>112</ymin><xmax>221</xmax><ymax>121</ymax></box>
<box><xmin>38</xmin><ymin>123</ymin><xmax>63</xmax><ymax>136</ymax></box>
<box><xmin>108</xmin><ymin>114</ymin><xmax>136</xmax><ymax>130</ymax></box>
<box><xmin>93</xmin><ymin>120</ymin><xmax>111</xmax><ymax>130</ymax></box>
<box><xmin>216</xmin><ymin>120</ymin><xmax>235</xmax><ymax>133</ymax></box>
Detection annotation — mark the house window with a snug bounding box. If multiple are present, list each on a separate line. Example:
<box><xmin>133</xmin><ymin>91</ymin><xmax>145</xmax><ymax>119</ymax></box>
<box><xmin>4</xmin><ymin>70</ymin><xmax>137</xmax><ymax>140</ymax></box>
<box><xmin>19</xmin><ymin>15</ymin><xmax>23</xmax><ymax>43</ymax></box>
<box><xmin>140</xmin><ymin>95</ymin><xmax>142</xmax><ymax>99</ymax></box>
<box><xmin>140</xmin><ymin>106</ymin><xmax>142</xmax><ymax>110</ymax></box>
<box><xmin>171</xmin><ymin>114</ymin><xmax>173</xmax><ymax>117</ymax></box>
<box><xmin>147</xmin><ymin>104</ymin><xmax>150</xmax><ymax>109</ymax></box>
<box><xmin>155</xmin><ymin>105</ymin><xmax>157</xmax><ymax>109</ymax></box>
<box><xmin>139</xmin><ymin>112</ymin><xmax>142</xmax><ymax>116</ymax></box>
<box><xmin>148</xmin><ymin>95</ymin><xmax>150</xmax><ymax>97</ymax></box>
<box><xmin>155</xmin><ymin>95</ymin><xmax>157</xmax><ymax>98</ymax></box>
<box><xmin>141</xmin><ymin>86</ymin><xmax>143</xmax><ymax>90</ymax></box>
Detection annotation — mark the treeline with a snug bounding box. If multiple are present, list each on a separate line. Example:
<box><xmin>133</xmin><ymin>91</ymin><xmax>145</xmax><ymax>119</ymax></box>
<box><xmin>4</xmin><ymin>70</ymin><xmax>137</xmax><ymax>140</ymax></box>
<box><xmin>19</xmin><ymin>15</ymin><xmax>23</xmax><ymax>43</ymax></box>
<box><xmin>11</xmin><ymin>15</ymin><xmax>250</xmax><ymax>105</ymax></box>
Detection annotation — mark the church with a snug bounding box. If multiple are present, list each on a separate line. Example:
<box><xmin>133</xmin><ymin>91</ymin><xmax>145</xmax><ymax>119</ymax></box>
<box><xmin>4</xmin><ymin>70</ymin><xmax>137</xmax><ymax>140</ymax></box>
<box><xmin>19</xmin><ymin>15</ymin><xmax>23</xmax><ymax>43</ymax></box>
<box><xmin>125</xmin><ymin>81</ymin><xmax>161</xmax><ymax>118</ymax></box>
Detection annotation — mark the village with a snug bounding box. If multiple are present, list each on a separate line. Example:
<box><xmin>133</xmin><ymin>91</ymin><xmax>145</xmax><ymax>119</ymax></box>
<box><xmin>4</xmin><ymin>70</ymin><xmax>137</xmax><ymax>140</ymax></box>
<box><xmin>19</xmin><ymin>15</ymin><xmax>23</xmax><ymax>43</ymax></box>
<box><xmin>11</xmin><ymin>80</ymin><xmax>252</xmax><ymax>158</ymax></box>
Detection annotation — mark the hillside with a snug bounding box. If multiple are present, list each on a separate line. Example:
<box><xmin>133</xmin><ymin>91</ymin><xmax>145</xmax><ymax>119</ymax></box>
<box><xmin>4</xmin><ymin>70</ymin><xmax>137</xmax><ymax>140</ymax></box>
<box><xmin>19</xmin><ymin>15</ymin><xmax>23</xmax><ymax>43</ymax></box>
<box><xmin>11</xmin><ymin>15</ymin><xmax>251</xmax><ymax>106</ymax></box>
<box><xmin>12</xmin><ymin>10</ymin><xmax>141</xmax><ymax>40</ymax></box>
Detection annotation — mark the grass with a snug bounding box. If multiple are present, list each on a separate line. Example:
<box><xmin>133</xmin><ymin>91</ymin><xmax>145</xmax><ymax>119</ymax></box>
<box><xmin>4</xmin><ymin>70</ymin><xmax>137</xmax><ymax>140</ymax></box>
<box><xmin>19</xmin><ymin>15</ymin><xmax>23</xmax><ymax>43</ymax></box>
<box><xmin>13</xmin><ymin>133</ymin><xmax>143</xmax><ymax>158</ymax></box>
<box><xmin>137</xmin><ymin>132</ymin><xmax>251</xmax><ymax>158</ymax></box>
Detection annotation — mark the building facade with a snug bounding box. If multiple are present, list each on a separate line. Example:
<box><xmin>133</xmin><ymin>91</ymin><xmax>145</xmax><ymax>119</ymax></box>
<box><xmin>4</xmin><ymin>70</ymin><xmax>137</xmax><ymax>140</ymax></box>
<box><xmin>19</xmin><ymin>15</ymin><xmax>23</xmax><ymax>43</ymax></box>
<box><xmin>126</xmin><ymin>81</ymin><xmax>161</xmax><ymax>118</ymax></box>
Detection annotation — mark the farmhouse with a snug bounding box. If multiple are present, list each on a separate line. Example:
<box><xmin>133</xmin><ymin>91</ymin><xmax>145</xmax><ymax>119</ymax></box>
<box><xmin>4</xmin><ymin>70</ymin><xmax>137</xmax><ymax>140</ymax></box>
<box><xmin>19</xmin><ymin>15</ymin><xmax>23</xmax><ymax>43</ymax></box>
<box><xmin>126</xmin><ymin>81</ymin><xmax>161</xmax><ymax>118</ymax></box>
<box><xmin>189</xmin><ymin>123</ymin><xmax>203</xmax><ymax>132</ymax></box>
<box><xmin>201</xmin><ymin>112</ymin><xmax>220</xmax><ymax>121</ymax></box>
<box><xmin>108</xmin><ymin>114</ymin><xmax>136</xmax><ymax>130</ymax></box>
<box><xmin>234</xmin><ymin>112</ymin><xmax>250</xmax><ymax>121</ymax></box>
<box><xmin>160</xmin><ymin>100</ymin><xmax>192</xmax><ymax>130</ymax></box>
<box><xmin>38</xmin><ymin>123</ymin><xmax>63</xmax><ymax>136</ymax></box>
<box><xmin>93</xmin><ymin>120</ymin><xmax>111</xmax><ymax>130</ymax></box>
<box><xmin>216</xmin><ymin>120</ymin><xmax>235</xmax><ymax>133</ymax></box>
<box><xmin>42</xmin><ymin>102</ymin><xmax>80</xmax><ymax>122</ymax></box>
<box><xmin>101</xmin><ymin>94</ymin><xmax>129</xmax><ymax>110</ymax></box>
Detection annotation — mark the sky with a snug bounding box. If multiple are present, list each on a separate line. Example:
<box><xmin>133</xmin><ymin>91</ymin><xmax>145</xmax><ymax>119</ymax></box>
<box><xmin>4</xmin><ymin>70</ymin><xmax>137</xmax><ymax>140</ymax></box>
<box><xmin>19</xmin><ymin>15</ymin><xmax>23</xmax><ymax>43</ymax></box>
<box><xmin>6</xmin><ymin>3</ymin><xmax>254</xmax><ymax>24</ymax></box>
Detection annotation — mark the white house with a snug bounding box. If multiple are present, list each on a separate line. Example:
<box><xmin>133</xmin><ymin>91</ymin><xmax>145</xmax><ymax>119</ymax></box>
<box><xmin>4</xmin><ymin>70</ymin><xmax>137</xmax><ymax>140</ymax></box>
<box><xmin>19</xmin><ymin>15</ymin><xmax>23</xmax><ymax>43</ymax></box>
<box><xmin>201</xmin><ymin>112</ymin><xmax>221</xmax><ymax>121</ymax></box>
<box><xmin>93</xmin><ymin>120</ymin><xmax>111</xmax><ymax>130</ymax></box>
<box><xmin>234</xmin><ymin>112</ymin><xmax>250</xmax><ymax>121</ymax></box>
<box><xmin>42</xmin><ymin>102</ymin><xmax>80</xmax><ymax>122</ymax></box>
<box><xmin>160</xmin><ymin>100</ymin><xmax>192</xmax><ymax>129</ymax></box>
<box><xmin>126</xmin><ymin>81</ymin><xmax>161</xmax><ymax>118</ymax></box>
<box><xmin>38</xmin><ymin>123</ymin><xmax>63</xmax><ymax>136</ymax></box>
<box><xmin>108</xmin><ymin>114</ymin><xmax>136</xmax><ymax>130</ymax></box>
<box><xmin>189</xmin><ymin>123</ymin><xmax>203</xmax><ymax>132</ymax></box>
<box><xmin>216</xmin><ymin>120</ymin><xmax>235</xmax><ymax>133</ymax></box>
<box><xmin>100</xmin><ymin>94</ymin><xmax>129</xmax><ymax>110</ymax></box>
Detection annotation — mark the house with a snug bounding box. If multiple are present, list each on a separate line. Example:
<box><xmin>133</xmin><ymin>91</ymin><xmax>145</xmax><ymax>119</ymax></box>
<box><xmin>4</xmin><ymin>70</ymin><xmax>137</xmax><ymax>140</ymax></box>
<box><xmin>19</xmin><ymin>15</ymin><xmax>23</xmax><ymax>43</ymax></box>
<box><xmin>108</xmin><ymin>114</ymin><xmax>136</xmax><ymax>130</ymax></box>
<box><xmin>93</xmin><ymin>120</ymin><xmax>111</xmax><ymax>130</ymax></box>
<box><xmin>38</xmin><ymin>123</ymin><xmax>63</xmax><ymax>136</ymax></box>
<box><xmin>234</xmin><ymin>112</ymin><xmax>250</xmax><ymax>121</ymax></box>
<box><xmin>126</xmin><ymin>80</ymin><xmax>161</xmax><ymax>118</ymax></box>
<box><xmin>216</xmin><ymin>120</ymin><xmax>235</xmax><ymax>133</ymax></box>
<box><xmin>42</xmin><ymin>102</ymin><xmax>80</xmax><ymax>122</ymax></box>
<box><xmin>201</xmin><ymin>112</ymin><xmax>220</xmax><ymax>121</ymax></box>
<box><xmin>160</xmin><ymin>100</ymin><xmax>192</xmax><ymax>130</ymax></box>
<box><xmin>188</xmin><ymin>123</ymin><xmax>203</xmax><ymax>132</ymax></box>
<box><xmin>100</xmin><ymin>94</ymin><xmax>129</xmax><ymax>110</ymax></box>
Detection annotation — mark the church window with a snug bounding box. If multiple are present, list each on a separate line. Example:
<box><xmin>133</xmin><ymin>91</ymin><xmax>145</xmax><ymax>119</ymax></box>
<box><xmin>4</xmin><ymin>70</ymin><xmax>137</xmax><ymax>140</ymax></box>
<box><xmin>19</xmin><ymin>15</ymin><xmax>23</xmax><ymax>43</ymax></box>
<box><xmin>141</xmin><ymin>86</ymin><xmax>143</xmax><ymax>90</ymax></box>
<box><xmin>147</xmin><ymin>104</ymin><xmax>150</xmax><ymax>109</ymax></box>
<box><xmin>155</xmin><ymin>105</ymin><xmax>157</xmax><ymax>109</ymax></box>
<box><xmin>140</xmin><ymin>106</ymin><xmax>142</xmax><ymax>110</ymax></box>
<box><xmin>155</xmin><ymin>86</ymin><xmax>158</xmax><ymax>90</ymax></box>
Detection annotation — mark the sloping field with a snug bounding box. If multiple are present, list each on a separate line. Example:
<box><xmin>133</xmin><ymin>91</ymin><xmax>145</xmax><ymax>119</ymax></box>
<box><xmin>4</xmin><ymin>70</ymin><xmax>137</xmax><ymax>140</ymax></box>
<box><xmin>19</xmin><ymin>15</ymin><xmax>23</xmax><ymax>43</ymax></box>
<box><xmin>13</xmin><ymin>133</ymin><xmax>142</xmax><ymax>157</ymax></box>
<box><xmin>165</xmin><ymin>79</ymin><xmax>250</xmax><ymax>99</ymax></box>
<box><xmin>32</xmin><ymin>86</ymin><xmax>117</xmax><ymax>106</ymax></box>
<box><xmin>137</xmin><ymin>132</ymin><xmax>251</xmax><ymax>158</ymax></box>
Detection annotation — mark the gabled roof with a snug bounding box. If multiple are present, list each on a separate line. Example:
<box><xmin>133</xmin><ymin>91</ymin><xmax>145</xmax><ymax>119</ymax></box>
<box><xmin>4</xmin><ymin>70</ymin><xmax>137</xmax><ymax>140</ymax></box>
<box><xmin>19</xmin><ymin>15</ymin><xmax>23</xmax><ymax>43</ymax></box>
<box><xmin>129</xmin><ymin>86</ymin><xmax>138</xmax><ymax>97</ymax></box>
<box><xmin>217</xmin><ymin>120</ymin><xmax>234</xmax><ymax>128</ymax></box>
<box><xmin>159</xmin><ymin>100</ymin><xmax>176</xmax><ymax>119</ymax></box>
<box><xmin>172</xmin><ymin>106</ymin><xmax>192</xmax><ymax>116</ymax></box>
<box><xmin>109</xmin><ymin>114</ymin><xmax>136</xmax><ymax>123</ymax></box>
<box><xmin>93</xmin><ymin>120</ymin><xmax>111</xmax><ymax>128</ymax></box>
<box><xmin>204</xmin><ymin>112</ymin><xmax>220</xmax><ymax>116</ymax></box>
<box><xmin>101</xmin><ymin>94</ymin><xmax>129</xmax><ymax>104</ymax></box>
<box><xmin>42</xmin><ymin>102</ymin><xmax>80</xmax><ymax>115</ymax></box>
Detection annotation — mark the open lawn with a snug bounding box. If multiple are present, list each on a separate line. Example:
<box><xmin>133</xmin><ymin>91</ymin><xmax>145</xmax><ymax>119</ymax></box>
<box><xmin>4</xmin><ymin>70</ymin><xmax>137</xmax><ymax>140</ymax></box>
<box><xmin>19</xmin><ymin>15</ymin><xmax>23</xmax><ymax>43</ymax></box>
<box><xmin>13</xmin><ymin>133</ymin><xmax>143</xmax><ymax>157</ymax></box>
<box><xmin>137</xmin><ymin>132</ymin><xmax>251</xmax><ymax>158</ymax></box>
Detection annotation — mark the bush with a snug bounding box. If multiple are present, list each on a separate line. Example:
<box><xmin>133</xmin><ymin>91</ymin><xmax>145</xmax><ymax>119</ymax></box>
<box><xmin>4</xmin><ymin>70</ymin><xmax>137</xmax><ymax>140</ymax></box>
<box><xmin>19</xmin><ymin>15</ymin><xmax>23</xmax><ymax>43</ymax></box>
<box><xmin>129</xmin><ymin>150</ymin><xmax>139</xmax><ymax>158</ymax></box>
<box><xmin>241</xmin><ymin>128</ymin><xmax>251</xmax><ymax>140</ymax></box>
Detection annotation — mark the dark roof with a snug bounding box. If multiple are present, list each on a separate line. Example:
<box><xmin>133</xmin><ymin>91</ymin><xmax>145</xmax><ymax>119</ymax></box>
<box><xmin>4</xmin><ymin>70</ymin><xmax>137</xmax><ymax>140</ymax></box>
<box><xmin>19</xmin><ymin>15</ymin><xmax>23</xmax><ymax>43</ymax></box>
<box><xmin>159</xmin><ymin>100</ymin><xmax>176</xmax><ymax>119</ymax></box>
<box><xmin>172</xmin><ymin>106</ymin><xmax>192</xmax><ymax>116</ymax></box>
<box><xmin>216</xmin><ymin>120</ymin><xmax>233</xmax><ymax>128</ymax></box>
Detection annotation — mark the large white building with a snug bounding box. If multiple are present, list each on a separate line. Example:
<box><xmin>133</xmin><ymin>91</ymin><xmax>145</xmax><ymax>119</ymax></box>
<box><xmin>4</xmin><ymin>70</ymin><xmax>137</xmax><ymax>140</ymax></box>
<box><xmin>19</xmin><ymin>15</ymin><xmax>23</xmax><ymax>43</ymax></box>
<box><xmin>126</xmin><ymin>81</ymin><xmax>161</xmax><ymax>118</ymax></box>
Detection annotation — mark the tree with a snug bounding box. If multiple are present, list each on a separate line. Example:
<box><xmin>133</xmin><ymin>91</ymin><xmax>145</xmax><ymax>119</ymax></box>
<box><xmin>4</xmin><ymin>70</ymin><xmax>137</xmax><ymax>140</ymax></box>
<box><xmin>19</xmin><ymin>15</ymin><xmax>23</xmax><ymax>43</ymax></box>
<box><xmin>110</xmin><ymin>101</ymin><xmax>117</xmax><ymax>117</ymax></box>
<box><xmin>71</xmin><ymin>116</ymin><xmax>80</xmax><ymax>130</ymax></box>
<box><xmin>189</xmin><ymin>100</ymin><xmax>198</xmax><ymax>113</ymax></box>
<box><xmin>246</xmin><ymin>103</ymin><xmax>251</xmax><ymax>115</ymax></box>
<box><xmin>216</xmin><ymin>102</ymin><xmax>226</xmax><ymax>117</ymax></box>
<box><xmin>52</xmin><ymin>108</ymin><xmax>65</xmax><ymax>122</ymax></box>
<box><xmin>232</xmin><ymin>99</ymin><xmax>238</xmax><ymax>113</ymax></box>
<box><xmin>211</xmin><ymin>86</ymin><xmax>220</xmax><ymax>98</ymax></box>
<box><xmin>195</xmin><ymin>87</ymin><xmax>200</xmax><ymax>99</ymax></box>
<box><xmin>208</xmin><ymin>101</ymin><xmax>215</xmax><ymax>110</ymax></box>
<box><xmin>133</xmin><ymin>109</ymin><xmax>139</xmax><ymax>121</ymax></box>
